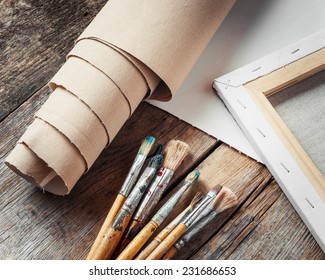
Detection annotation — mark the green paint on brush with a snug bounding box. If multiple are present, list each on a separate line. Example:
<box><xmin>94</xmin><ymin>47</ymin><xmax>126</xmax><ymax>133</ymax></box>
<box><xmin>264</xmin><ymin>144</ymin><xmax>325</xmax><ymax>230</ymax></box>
<box><xmin>138</xmin><ymin>136</ymin><xmax>155</xmax><ymax>156</ymax></box>
<box><xmin>184</xmin><ymin>170</ymin><xmax>200</xmax><ymax>184</ymax></box>
<box><xmin>119</xmin><ymin>135</ymin><xmax>155</xmax><ymax>197</ymax></box>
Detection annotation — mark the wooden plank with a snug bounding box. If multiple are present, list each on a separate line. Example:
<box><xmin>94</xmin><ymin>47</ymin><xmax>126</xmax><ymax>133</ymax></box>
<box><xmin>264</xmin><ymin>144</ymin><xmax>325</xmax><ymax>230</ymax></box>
<box><xmin>1</xmin><ymin>86</ymin><xmax>324</xmax><ymax>259</ymax></box>
<box><xmin>0</xmin><ymin>86</ymin><xmax>218</xmax><ymax>259</ymax></box>
<box><xmin>193</xmin><ymin>180</ymin><xmax>325</xmax><ymax>260</ymax></box>
<box><xmin>156</xmin><ymin>144</ymin><xmax>272</xmax><ymax>260</ymax></box>
<box><xmin>0</xmin><ymin>0</ymin><xmax>107</xmax><ymax>121</ymax></box>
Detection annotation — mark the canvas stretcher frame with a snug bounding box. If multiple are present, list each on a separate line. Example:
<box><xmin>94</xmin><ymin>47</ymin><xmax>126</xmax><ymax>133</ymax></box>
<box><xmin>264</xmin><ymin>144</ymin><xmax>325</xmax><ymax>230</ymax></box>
<box><xmin>213</xmin><ymin>30</ymin><xmax>325</xmax><ymax>252</ymax></box>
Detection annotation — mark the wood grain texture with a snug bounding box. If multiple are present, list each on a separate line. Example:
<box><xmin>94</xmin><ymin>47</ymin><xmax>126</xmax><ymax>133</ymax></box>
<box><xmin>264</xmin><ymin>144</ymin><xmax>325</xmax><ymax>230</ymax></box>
<box><xmin>193</xmin><ymin>180</ymin><xmax>325</xmax><ymax>260</ymax></box>
<box><xmin>1</xmin><ymin>1</ymin><xmax>324</xmax><ymax>260</ymax></box>
<box><xmin>0</xmin><ymin>92</ymin><xmax>217</xmax><ymax>259</ymax></box>
<box><xmin>160</xmin><ymin>145</ymin><xmax>273</xmax><ymax>259</ymax></box>
<box><xmin>0</xmin><ymin>0</ymin><xmax>107</xmax><ymax>121</ymax></box>
<box><xmin>153</xmin><ymin>144</ymin><xmax>271</xmax><ymax>234</ymax></box>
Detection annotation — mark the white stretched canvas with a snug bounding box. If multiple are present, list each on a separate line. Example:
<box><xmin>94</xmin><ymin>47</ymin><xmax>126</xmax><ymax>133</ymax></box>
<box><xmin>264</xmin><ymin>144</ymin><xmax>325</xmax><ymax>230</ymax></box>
<box><xmin>213</xmin><ymin>30</ymin><xmax>325</xmax><ymax>252</ymax></box>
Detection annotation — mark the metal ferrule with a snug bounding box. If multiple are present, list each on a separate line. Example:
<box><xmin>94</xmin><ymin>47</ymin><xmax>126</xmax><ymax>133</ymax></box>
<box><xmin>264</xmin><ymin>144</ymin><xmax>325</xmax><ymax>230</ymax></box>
<box><xmin>175</xmin><ymin>239</ymin><xmax>185</xmax><ymax>251</ymax></box>
<box><xmin>122</xmin><ymin>166</ymin><xmax>157</xmax><ymax>214</ymax></box>
<box><xmin>112</xmin><ymin>208</ymin><xmax>129</xmax><ymax>231</ymax></box>
<box><xmin>119</xmin><ymin>154</ymin><xmax>146</xmax><ymax>197</ymax></box>
<box><xmin>177</xmin><ymin>207</ymin><xmax>216</xmax><ymax>248</ymax></box>
<box><xmin>133</xmin><ymin>167</ymin><xmax>174</xmax><ymax>223</ymax></box>
<box><xmin>182</xmin><ymin>190</ymin><xmax>217</xmax><ymax>228</ymax></box>
<box><xmin>152</xmin><ymin>180</ymin><xmax>192</xmax><ymax>225</ymax></box>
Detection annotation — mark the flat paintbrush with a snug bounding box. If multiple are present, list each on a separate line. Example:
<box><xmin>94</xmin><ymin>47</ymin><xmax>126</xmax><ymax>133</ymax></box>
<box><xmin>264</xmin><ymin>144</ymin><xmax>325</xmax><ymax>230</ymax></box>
<box><xmin>162</xmin><ymin>187</ymin><xmax>238</xmax><ymax>259</ymax></box>
<box><xmin>146</xmin><ymin>185</ymin><xmax>222</xmax><ymax>260</ymax></box>
<box><xmin>134</xmin><ymin>191</ymin><xmax>202</xmax><ymax>260</ymax></box>
<box><xmin>86</xmin><ymin>135</ymin><xmax>155</xmax><ymax>260</ymax></box>
<box><xmin>115</xmin><ymin>140</ymin><xmax>190</xmax><ymax>255</ymax></box>
<box><xmin>116</xmin><ymin>170</ymin><xmax>200</xmax><ymax>260</ymax></box>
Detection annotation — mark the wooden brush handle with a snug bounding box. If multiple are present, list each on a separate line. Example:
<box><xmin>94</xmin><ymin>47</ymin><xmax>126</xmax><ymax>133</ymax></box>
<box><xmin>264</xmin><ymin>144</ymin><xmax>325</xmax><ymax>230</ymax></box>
<box><xmin>156</xmin><ymin>227</ymin><xmax>172</xmax><ymax>241</ymax></box>
<box><xmin>135</xmin><ymin>226</ymin><xmax>169</xmax><ymax>260</ymax></box>
<box><xmin>87</xmin><ymin>194</ymin><xmax>126</xmax><ymax>259</ymax></box>
<box><xmin>135</xmin><ymin>238</ymin><xmax>160</xmax><ymax>260</ymax></box>
<box><xmin>137</xmin><ymin>217</ymin><xmax>184</xmax><ymax>260</ymax></box>
<box><xmin>146</xmin><ymin>223</ymin><xmax>187</xmax><ymax>260</ymax></box>
<box><xmin>114</xmin><ymin>219</ymin><xmax>142</xmax><ymax>256</ymax></box>
<box><xmin>117</xmin><ymin>221</ymin><xmax>158</xmax><ymax>260</ymax></box>
<box><xmin>161</xmin><ymin>246</ymin><xmax>178</xmax><ymax>260</ymax></box>
<box><xmin>96</xmin><ymin>210</ymin><xmax>133</xmax><ymax>259</ymax></box>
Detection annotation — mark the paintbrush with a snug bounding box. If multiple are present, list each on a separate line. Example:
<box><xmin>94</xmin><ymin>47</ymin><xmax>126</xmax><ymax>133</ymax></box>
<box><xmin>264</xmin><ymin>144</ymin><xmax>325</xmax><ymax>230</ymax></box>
<box><xmin>115</xmin><ymin>140</ymin><xmax>190</xmax><ymax>255</ymax></box>
<box><xmin>86</xmin><ymin>153</ymin><xmax>163</xmax><ymax>260</ymax></box>
<box><xmin>86</xmin><ymin>135</ymin><xmax>155</xmax><ymax>260</ymax></box>
<box><xmin>146</xmin><ymin>185</ymin><xmax>222</xmax><ymax>260</ymax></box>
<box><xmin>134</xmin><ymin>191</ymin><xmax>202</xmax><ymax>260</ymax></box>
<box><xmin>162</xmin><ymin>187</ymin><xmax>238</xmax><ymax>259</ymax></box>
<box><xmin>116</xmin><ymin>170</ymin><xmax>200</xmax><ymax>260</ymax></box>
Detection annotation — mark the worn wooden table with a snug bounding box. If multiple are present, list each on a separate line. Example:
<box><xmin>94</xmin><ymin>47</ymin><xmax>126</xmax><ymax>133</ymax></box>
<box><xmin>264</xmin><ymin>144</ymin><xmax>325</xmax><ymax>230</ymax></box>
<box><xmin>1</xmin><ymin>1</ymin><xmax>324</xmax><ymax>260</ymax></box>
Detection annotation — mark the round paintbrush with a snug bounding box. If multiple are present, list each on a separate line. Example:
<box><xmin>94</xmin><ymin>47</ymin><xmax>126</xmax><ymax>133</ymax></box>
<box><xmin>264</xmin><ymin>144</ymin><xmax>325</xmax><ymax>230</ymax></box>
<box><xmin>114</xmin><ymin>140</ymin><xmax>190</xmax><ymax>255</ymax></box>
<box><xmin>163</xmin><ymin>187</ymin><xmax>238</xmax><ymax>259</ymax></box>
<box><xmin>116</xmin><ymin>170</ymin><xmax>200</xmax><ymax>260</ymax></box>
<box><xmin>146</xmin><ymin>185</ymin><xmax>222</xmax><ymax>260</ymax></box>
<box><xmin>86</xmin><ymin>135</ymin><xmax>155</xmax><ymax>260</ymax></box>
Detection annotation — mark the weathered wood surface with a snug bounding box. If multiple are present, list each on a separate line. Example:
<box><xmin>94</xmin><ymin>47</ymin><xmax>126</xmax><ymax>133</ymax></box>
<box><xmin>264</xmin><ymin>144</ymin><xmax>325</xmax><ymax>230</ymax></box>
<box><xmin>0</xmin><ymin>0</ymin><xmax>107</xmax><ymax>121</ymax></box>
<box><xmin>1</xmin><ymin>1</ymin><xmax>324</xmax><ymax>260</ymax></box>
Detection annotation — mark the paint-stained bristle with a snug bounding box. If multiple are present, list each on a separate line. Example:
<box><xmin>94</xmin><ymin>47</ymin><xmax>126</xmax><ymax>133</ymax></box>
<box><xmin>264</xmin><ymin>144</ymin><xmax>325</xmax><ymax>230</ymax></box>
<box><xmin>189</xmin><ymin>192</ymin><xmax>203</xmax><ymax>210</ymax></box>
<box><xmin>152</xmin><ymin>144</ymin><xmax>164</xmax><ymax>156</ymax></box>
<box><xmin>138</xmin><ymin>136</ymin><xmax>155</xmax><ymax>156</ymax></box>
<box><xmin>149</xmin><ymin>154</ymin><xmax>164</xmax><ymax>170</ymax></box>
<box><xmin>210</xmin><ymin>187</ymin><xmax>238</xmax><ymax>214</ymax></box>
<box><xmin>163</xmin><ymin>140</ymin><xmax>190</xmax><ymax>170</ymax></box>
<box><xmin>210</xmin><ymin>185</ymin><xmax>223</xmax><ymax>196</ymax></box>
<box><xmin>185</xmin><ymin>170</ymin><xmax>200</xmax><ymax>184</ymax></box>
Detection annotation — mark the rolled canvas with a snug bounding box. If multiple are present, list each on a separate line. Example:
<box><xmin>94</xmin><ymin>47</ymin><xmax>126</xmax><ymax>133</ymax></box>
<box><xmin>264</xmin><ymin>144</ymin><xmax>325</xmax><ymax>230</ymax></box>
<box><xmin>6</xmin><ymin>0</ymin><xmax>235</xmax><ymax>195</ymax></box>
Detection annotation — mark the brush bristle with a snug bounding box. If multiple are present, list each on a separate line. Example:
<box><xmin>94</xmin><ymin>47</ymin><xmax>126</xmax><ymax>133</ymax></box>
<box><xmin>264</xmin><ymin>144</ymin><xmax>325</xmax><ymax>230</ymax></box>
<box><xmin>149</xmin><ymin>154</ymin><xmax>164</xmax><ymax>170</ymax></box>
<box><xmin>185</xmin><ymin>170</ymin><xmax>200</xmax><ymax>184</ymax></box>
<box><xmin>163</xmin><ymin>140</ymin><xmax>190</xmax><ymax>170</ymax></box>
<box><xmin>190</xmin><ymin>192</ymin><xmax>203</xmax><ymax>209</ymax></box>
<box><xmin>153</xmin><ymin>144</ymin><xmax>164</xmax><ymax>156</ymax></box>
<box><xmin>210</xmin><ymin>185</ymin><xmax>223</xmax><ymax>196</ymax></box>
<box><xmin>210</xmin><ymin>187</ymin><xmax>238</xmax><ymax>214</ymax></box>
<box><xmin>138</xmin><ymin>136</ymin><xmax>155</xmax><ymax>156</ymax></box>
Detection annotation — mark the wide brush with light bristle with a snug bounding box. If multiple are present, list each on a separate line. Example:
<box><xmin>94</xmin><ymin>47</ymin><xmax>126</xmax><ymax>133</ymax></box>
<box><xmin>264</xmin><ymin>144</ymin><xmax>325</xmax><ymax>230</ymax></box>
<box><xmin>210</xmin><ymin>186</ymin><xmax>238</xmax><ymax>214</ymax></box>
<box><xmin>114</xmin><ymin>140</ymin><xmax>190</xmax><ymax>255</ymax></box>
<box><xmin>162</xmin><ymin>140</ymin><xmax>190</xmax><ymax>170</ymax></box>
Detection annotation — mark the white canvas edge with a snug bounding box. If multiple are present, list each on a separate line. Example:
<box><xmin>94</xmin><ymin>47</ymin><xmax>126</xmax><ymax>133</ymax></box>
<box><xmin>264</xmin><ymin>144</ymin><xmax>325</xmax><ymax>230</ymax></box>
<box><xmin>216</xmin><ymin>30</ymin><xmax>325</xmax><ymax>87</ymax></box>
<box><xmin>213</xmin><ymin>30</ymin><xmax>325</xmax><ymax>252</ymax></box>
